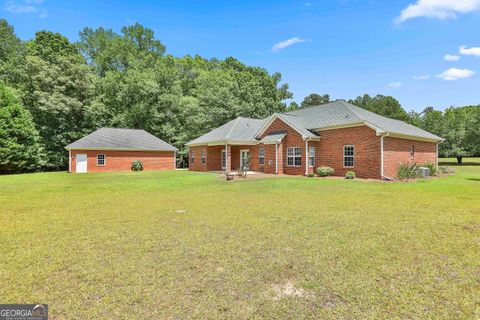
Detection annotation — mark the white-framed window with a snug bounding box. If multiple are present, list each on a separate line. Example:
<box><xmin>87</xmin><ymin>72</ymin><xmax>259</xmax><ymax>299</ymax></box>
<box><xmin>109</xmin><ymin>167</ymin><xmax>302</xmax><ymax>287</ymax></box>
<box><xmin>287</xmin><ymin>147</ymin><xmax>301</xmax><ymax>166</ymax></box>
<box><xmin>343</xmin><ymin>145</ymin><xmax>354</xmax><ymax>168</ymax></box>
<box><xmin>97</xmin><ymin>154</ymin><xmax>105</xmax><ymax>166</ymax></box>
<box><xmin>259</xmin><ymin>148</ymin><xmax>265</xmax><ymax>165</ymax></box>
<box><xmin>201</xmin><ymin>149</ymin><xmax>206</xmax><ymax>165</ymax></box>
<box><xmin>221</xmin><ymin>149</ymin><xmax>226</xmax><ymax>169</ymax></box>
<box><xmin>191</xmin><ymin>150</ymin><xmax>195</xmax><ymax>164</ymax></box>
<box><xmin>410</xmin><ymin>145</ymin><xmax>415</xmax><ymax>159</ymax></box>
<box><xmin>308</xmin><ymin>147</ymin><xmax>315</xmax><ymax>167</ymax></box>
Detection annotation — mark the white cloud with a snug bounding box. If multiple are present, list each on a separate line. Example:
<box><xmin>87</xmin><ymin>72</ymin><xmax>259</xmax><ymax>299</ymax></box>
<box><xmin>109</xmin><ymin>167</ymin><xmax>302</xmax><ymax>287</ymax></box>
<box><xmin>388</xmin><ymin>82</ymin><xmax>402</xmax><ymax>88</ymax></box>
<box><xmin>272</xmin><ymin>37</ymin><xmax>307</xmax><ymax>52</ymax></box>
<box><xmin>413</xmin><ymin>74</ymin><xmax>431</xmax><ymax>80</ymax></box>
<box><xmin>444</xmin><ymin>54</ymin><xmax>460</xmax><ymax>61</ymax></box>
<box><xmin>5</xmin><ymin>0</ymin><xmax>46</xmax><ymax>18</ymax></box>
<box><xmin>396</xmin><ymin>0</ymin><xmax>480</xmax><ymax>23</ymax></box>
<box><xmin>437</xmin><ymin>68</ymin><xmax>475</xmax><ymax>80</ymax></box>
<box><xmin>459</xmin><ymin>45</ymin><xmax>480</xmax><ymax>56</ymax></box>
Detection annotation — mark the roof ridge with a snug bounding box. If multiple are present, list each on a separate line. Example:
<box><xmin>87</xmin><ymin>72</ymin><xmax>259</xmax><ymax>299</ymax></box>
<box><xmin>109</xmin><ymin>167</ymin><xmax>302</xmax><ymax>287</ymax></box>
<box><xmin>339</xmin><ymin>100</ymin><xmax>365</xmax><ymax>120</ymax></box>
<box><xmin>225</xmin><ymin>117</ymin><xmax>241</xmax><ymax>140</ymax></box>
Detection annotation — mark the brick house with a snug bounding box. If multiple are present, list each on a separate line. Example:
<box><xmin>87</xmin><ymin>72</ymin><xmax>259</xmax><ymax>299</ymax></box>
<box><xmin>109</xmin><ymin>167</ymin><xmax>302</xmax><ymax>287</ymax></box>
<box><xmin>65</xmin><ymin>128</ymin><xmax>177</xmax><ymax>173</ymax></box>
<box><xmin>186</xmin><ymin>101</ymin><xmax>443</xmax><ymax>179</ymax></box>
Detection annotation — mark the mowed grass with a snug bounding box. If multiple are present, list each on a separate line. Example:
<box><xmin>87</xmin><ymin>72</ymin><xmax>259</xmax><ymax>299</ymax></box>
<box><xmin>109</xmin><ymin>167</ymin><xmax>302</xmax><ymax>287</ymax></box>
<box><xmin>0</xmin><ymin>168</ymin><xmax>479</xmax><ymax>319</ymax></box>
<box><xmin>440</xmin><ymin>157</ymin><xmax>480</xmax><ymax>165</ymax></box>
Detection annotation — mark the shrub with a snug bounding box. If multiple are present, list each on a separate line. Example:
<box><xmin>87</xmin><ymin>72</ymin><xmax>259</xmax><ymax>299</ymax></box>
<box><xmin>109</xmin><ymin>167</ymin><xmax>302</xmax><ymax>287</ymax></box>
<box><xmin>397</xmin><ymin>163</ymin><xmax>421</xmax><ymax>180</ymax></box>
<box><xmin>307</xmin><ymin>172</ymin><xmax>315</xmax><ymax>178</ymax></box>
<box><xmin>439</xmin><ymin>166</ymin><xmax>454</xmax><ymax>174</ymax></box>
<box><xmin>317</xmin><ymin>166</ymin><xmax>335</xmax><ymax>177</ymax></box>
<box><xmin>131</xmin><ymin>160</ymin><xmax>143</xmax><ymax>171</ymax></box>
<box><xmin>422</xmin><ymin>162</ymin><xmax>437</xmax><ymax>176</ymax></box>
<box><xmin>345</xmin><ymin>171</ymin><xmax>355</xmax><ymax>179</ymax></box>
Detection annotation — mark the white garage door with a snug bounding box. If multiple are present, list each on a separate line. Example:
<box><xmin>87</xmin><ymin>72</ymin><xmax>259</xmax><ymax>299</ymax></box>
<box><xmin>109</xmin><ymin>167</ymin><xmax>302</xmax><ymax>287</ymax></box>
<box><xmin>76</xmin><ymin>154</ymin><xmax>87</xmax><ymax>173</ymax></box>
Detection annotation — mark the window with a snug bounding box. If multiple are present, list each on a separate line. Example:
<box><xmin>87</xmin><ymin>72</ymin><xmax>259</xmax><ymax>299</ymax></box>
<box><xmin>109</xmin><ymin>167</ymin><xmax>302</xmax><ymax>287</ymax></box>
<box><xmin>343</xmin><ymin>145</ymin><xmax>354</xmax><ymax>167</ymax></box>
<box><xmin>259</xmin><ymin>148</ymin><xmax>265</xmax><ymax>165</ymax></box>
<box><xmin>221</xmin><ymin>150</ymin><xmax>226</xmax><ymax>169</ymax></box>
<box><xmin>287</xmin><ymin>147</ymin><xmax>302</xmax><ymax>166</ymax></box>
<box><xmin>201</xmin><ymin>149</ymin><xmax>206</xmax><ymax>165</ymax></box>
<box><xmin>191</xmin><ymin>150</ymin><xmax>195</xmax><ymax>164</ymax></box>
<box><xmin>410</xmin><ymin>145</ymin><xmax>415</xmax><ymax>159</ymax></box>
<box><xmin>308</xmin><ymin>147</ymin><xmax>315</xmax><ymax>167</ymax></box>
<box><xmin>97</xmin><ymin>154</ymin><xmax>105</xmax><ymax>166</ymax></box>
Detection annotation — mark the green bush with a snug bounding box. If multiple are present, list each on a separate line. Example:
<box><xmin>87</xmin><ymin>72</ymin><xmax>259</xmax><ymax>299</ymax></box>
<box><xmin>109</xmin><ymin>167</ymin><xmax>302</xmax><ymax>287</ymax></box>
<box><xmin>422</xmin><ymin>162</ymin><xmax>437</xmax><ymax>176</ymax></box>
<box><xmin>397</xmin><ymin>163</ymin><xmax>421</xmax><ymax>180</ymax></box>
<box><xmin>131</xmin><ymin>160</ymin><xmax>143</xmax><ymax>171</ymax></box>
<box><xmin>317</xmin><ymin>166</ymin><xmax>335</xmax><ymax>177</ymax></box>
<box><xmin>307</xmin><ymin>172</ymin><xmax>315</xmax><ymax>178</ymax></box>
<box><xmin>439</xmin><ymin>166</ymin><xmax>454</xmax><ymax>174</ymax></box>
<box><xmin>345</xmin><ymin>171</ymin><xmax>355</xmax><ymax>179</ymax></box>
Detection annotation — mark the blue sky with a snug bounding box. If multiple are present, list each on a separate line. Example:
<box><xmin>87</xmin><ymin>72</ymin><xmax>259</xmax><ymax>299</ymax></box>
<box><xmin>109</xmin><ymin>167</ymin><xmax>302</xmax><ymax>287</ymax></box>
<box><xmin>2</xmin><ymin>0</ymin><xmax>480</xmax><ymax>111</ymax></box>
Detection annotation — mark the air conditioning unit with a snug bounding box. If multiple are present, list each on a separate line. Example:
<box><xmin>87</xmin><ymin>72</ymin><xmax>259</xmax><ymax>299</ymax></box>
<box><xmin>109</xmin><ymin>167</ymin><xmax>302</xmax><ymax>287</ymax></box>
<box><xmin>417</xmin><ymin>167</ymin><xmax>431</xmax><ymax>177</ymax></box>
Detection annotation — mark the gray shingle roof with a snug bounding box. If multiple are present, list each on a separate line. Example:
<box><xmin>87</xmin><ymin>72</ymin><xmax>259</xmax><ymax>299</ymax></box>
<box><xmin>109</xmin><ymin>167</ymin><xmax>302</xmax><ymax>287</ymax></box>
<box><xmin>186</xmin><ymin>117</ymin><xmax>266</xmax><ymax>145</ymax></box>
<box><xmin>259</xmin><ymin>132</ymin><xmax>287</xmax><ymax>144</ymax></box>
<box><xmin>65</xmin><ymin>128</ymin><xmax>177</xmax><ymax>151</ymax></box>
<box><xmin>282</xmin><ymin>101</ymin><xmax>443</xmax><ymax>141</ymax></box>
<box><xmin>186</xmin><ymin>101</ymin><xmax>443</xmax><ymax>146</ymax></box>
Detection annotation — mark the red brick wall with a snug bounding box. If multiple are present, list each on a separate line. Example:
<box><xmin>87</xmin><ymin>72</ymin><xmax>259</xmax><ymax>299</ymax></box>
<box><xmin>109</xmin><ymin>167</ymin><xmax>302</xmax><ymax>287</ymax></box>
<box><xmin>383</xmin><ymin>137</ymin><xmax>437</xmax><ymax>179</ymax></box>
<box><xmin>317</xmin><ymin>126</ymin><xmax>381</xmax><ymax>179</ymax></box>
<box><xmin>189</xmin><ymin>146</ymin><xmax>208</xmax><ymax>172</ymax></box>
<box><xmin>70</xmin><ymin>150</ymin><xmax>175</xmax><ymax>173</ymax></box>
<box><xmin>207</xmin><ymin>145</ymin><xmax>223</xmax><ymax>171</ymax></box>
<box><xmin>260</xmin><ymin>118</ymin><xmax>307</xmax><ymax>175</ymax></box>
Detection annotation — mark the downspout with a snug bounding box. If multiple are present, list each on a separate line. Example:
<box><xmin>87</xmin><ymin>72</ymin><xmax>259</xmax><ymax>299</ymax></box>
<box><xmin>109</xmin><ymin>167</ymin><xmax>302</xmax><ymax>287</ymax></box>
<box><xmin>68</xmin><ymin>149</ymin><xmax>71</xmax><ymax>173</ymax></box>
<box><xmin>275</xmin><ymin>143</ymin><xmax>278</xmax><ymax>174</ymax></box>
<box><xmin>380</xmin><ymin>133</ymin><xmax>394</xmax><ymax>180</ymax></box>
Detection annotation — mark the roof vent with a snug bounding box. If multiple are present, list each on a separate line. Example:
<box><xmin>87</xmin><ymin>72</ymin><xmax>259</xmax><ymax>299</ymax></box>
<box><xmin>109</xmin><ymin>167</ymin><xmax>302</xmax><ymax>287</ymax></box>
<box><xmin>345</xmin><ymin>113</ymin><xmax>349</xmax><ymax>118</ymax></box>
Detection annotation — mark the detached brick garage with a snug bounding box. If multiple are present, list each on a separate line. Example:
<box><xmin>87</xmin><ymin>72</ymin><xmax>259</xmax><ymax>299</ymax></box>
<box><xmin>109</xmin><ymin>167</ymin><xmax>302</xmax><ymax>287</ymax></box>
<box><xmin>65</xmin><ymin>128</ymin><xmax>177</xmax><ymax>173</ymax></box>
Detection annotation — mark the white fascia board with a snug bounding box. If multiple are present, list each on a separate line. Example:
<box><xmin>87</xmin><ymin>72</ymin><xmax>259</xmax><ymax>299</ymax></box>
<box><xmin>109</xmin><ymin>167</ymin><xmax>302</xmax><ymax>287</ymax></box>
<box><xmin>383</xmin><ymin>132</ymin><xmax>443</xmax><ymax>143</ymax></box>
<box><xmin>207</xmin><ymin>140</ymin><xmax>259</xmax><ymax>146</ymax></box>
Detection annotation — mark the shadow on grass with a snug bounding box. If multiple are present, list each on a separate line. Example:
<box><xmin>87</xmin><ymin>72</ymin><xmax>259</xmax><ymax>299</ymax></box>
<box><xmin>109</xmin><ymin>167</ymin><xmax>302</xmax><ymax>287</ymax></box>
<box><xmin>466</xmin><ymin>178</ymin><xmax>480</xmax><ymax>182</ymax></box>
<box><xmin>439</xmin><ymin>162</ymin><xmax>480</xmax><ymax>166</ymax></box>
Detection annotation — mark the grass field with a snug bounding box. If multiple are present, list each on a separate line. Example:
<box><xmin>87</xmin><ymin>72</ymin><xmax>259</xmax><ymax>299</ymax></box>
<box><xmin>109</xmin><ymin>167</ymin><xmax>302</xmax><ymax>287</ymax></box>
<box><xmin>1</xmin><ymin>168</ymin><xmax>479</xmax><ymax>319</ymax></box>
<box><xmin>439</xmin><ymin>157</ymin><xmax>480</xmax><ymax>165</ymax></box>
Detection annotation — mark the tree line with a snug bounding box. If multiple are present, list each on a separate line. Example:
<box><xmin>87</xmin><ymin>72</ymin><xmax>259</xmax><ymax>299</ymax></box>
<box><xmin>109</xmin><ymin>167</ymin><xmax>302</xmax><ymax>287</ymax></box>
<box><xmin>0</xmin><ymin>19</ymin><xmax>478</xmax><ymax>173</ymax></box>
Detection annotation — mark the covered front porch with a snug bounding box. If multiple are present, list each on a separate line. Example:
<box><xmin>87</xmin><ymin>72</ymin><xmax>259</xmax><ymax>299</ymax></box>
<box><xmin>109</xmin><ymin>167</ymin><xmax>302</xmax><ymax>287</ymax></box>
<box><xmin>189</xmin><ymin>141</ymin><xmax>283</xmax><ymax>175</ymax></box>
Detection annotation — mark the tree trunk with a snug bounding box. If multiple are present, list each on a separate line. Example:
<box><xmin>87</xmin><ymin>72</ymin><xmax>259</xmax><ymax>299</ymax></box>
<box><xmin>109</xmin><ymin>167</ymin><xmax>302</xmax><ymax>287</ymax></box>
<box><xmin>456</xmin><ymin>155</ymin><xmax>463</xmax><ymax>164</ymax></box>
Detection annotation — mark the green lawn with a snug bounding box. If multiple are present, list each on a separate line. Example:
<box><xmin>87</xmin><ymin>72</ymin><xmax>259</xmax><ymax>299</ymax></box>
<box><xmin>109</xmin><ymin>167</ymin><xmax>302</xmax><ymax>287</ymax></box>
<box><xmin>1</xmin><ymin>168</ymin><xmax>479</xmax><ymax>319</ymax></box>
<box><xmin>439</xmin><ymin>157</ymin><xmax>480</xmax><ymax>165</ymax></box>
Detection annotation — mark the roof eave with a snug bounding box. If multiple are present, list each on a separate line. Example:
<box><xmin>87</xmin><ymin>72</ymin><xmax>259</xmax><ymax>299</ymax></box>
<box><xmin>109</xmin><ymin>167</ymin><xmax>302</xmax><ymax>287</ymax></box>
<box><xmin>65</xmin><ymin>147</ymin><xmax>177</xmax><ymax>151</ymax></box>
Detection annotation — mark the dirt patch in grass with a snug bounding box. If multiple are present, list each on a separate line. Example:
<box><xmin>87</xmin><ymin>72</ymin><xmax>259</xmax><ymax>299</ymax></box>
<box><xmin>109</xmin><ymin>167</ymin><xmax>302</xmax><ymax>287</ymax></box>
<box><xmin>271</xmin><ymin>280</ymin><xmax>314</xmax><ymax>301</ymax></box>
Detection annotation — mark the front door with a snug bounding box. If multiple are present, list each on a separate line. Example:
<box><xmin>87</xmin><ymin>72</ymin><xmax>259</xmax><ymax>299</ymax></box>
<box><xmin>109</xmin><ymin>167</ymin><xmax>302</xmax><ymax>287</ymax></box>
<box><xmin>240</xmin><ymin>150</ymin><xmax>250</xmax><ymax>169</ymax></box>
<box><xmin>76</xmin><ymin>154</ymin><xmax>87</xmax><ymax>173</ymax></box>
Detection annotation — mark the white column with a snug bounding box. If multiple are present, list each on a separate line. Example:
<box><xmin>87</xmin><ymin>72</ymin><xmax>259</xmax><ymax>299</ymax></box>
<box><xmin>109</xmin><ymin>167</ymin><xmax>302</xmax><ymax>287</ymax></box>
<box><xmin>173</xmin><ymin>151</ymin><xmax>176</xmax><ymax>169</ymax></box>
<box><xmin>436</xmin><ymin>143</ymin><xmax>439</xmax><ymax>168</ymax></box>
<box><xmin>68</xmin><ymin>149</ymin><xmax>71</xmax><ymax>173</ymax></box>
<box><xmin>225</xmin><ymin>144</ymin><xmax>231</xmax><ymax>172</ymax></box>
